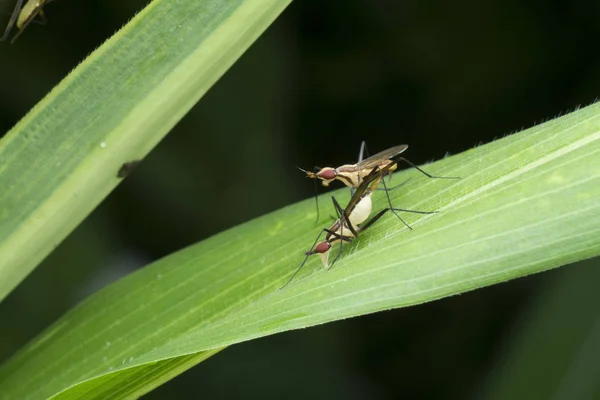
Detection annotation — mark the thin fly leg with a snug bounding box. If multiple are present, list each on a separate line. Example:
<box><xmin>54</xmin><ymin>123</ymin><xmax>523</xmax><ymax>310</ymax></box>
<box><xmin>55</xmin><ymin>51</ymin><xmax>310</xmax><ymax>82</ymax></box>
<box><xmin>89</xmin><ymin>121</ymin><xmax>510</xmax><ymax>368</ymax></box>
<box><xmin>332</xmin><ymin>216</ymin><xmax>346</xmax><ymax>270</ymax></box>
<box><xmin>311</xmin><ymin>165</ymin><xmax>322</xmax><ymax>223</ymax></box>
<box><xmin>389</xmin><ymin>207</ymin><xmax>437</xmax><ymax>230</ymax></box>
<box><xmin>328</xmin><ymin>194</ymin><xmax>344</xmax><ymax>222</ymax></box>
<box><xmin>359</xmin><ymin>208</ymin><xmax>392</xmax><ymax>232</ymax></box>
<box><xmin>1</xmin><ymin>0</ymin><xmax>23</xmax><ymax>41</ymax></box>
<box><xmin>325</xmin><ymin>228</ymin><xmax>354</xmax><ymax>269</ymax></box>
<box><xmin>281</xmin><ymin>228</ymin><xmax>330</xmax><ymax>289</ymax></box>
<box><xmin>331</xmin><ymin>196</ymin><xmax>343</xmax><ymax>218</ymax></box>
<box><xmin>281</xmin><ymin>224</ymin><xmax>355</xmax><ymax>288</ymax></box>
<box><xmin>397</xmin><ymin>157</ymin><xmax>460</xmax><ymax>180</ymax></box>
<box><xmin>31</xmin><ymin>10</ymin><xmax>47</xmax><ymax>26</ymax></box>
<box><xmin>331</xmin><ymin>196</ymin><xmax>359</xmax><ymax>238</ymax></box>
<box><xmin>374</xmin><ymin>178</ymin><xmax>411</xmax><ymax>192</ymax></box>
<box><xmin>363</xmin><ymin>207</ymin><xmax>436</xmax><ymax>231</ymax></box>
<box><xmin>358</xmin><ymin>141</ymin><xmax>371</xmax><ymax>162</ymax></box>
<box><xmin>378</xmin><ymin>172</ymin><xmax>436</xmax><ymax>230</ymax></box>
<box><xmin>10</xmin><ymin>3</ymin><xmax>43</xmax><ymax>43</ymax></box>
<box><xmin>351</xmin><ymin>141</ymin><xmax>370</xmax><ymax>198</ymax></box>
<box><xmin>379</xmin><ymin>171</ymin><xmax>396</xmax><ymax>211</ymax></box>
<box><xmin>313</xmin><ymin>176</ymin><xmax>320</xmax><ymax>223</ymax></box>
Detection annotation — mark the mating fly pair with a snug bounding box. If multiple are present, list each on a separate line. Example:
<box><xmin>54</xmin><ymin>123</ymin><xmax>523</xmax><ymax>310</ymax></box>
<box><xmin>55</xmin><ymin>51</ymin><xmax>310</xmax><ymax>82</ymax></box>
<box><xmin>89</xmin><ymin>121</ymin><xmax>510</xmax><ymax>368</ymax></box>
<box><xmin>283</xmin><ymin>143</ymin><xmax>459</xmax><ymax>288</ymax></box>
<box><xmin>2</xmin><ymin>0</ymin><xmax>52</xmax><ymax>43</ymax></box>
<box><xmin>282</xmin><ymin>152</ymin><xmax>436</xmax><ymax>288</ymax></box>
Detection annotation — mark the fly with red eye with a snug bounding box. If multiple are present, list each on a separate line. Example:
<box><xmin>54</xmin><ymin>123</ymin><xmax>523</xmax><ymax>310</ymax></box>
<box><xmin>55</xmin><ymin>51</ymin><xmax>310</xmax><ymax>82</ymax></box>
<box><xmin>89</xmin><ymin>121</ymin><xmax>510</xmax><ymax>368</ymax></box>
<box><xmin>303</xmin><ymin>143</ymin><xmax>408</xmax><ymax>189</ymax></box>
<box><xmin>299</xmin><ymin>142</ymin><xmax>459</xmax><ymax>222</ymax></box>
<box><xmin>281</xmin><ymin>153</ymin><xmax>439</xmax><ymax>289</ymax></box>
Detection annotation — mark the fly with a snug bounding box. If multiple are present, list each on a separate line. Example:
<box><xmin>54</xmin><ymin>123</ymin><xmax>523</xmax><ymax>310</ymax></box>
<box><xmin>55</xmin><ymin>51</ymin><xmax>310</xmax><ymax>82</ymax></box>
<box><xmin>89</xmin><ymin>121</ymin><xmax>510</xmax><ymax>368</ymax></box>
<box><xmin>2</xmin><ymin>0</ymin><xmax>52</xmax><ymax>43</ymax></box>
<box><xmin>282</xmin><ymin>153</ymin><xmax>435</xmax><ymax>288</ymax></box>
<box><xmin>300</xmin><ymin>142</ymin><xmax>459</xmax><ymax>221</ymax></box>
<box><xmin>303</xmin><ymin>143</ymin><xmax>408</xmax><ymax>190</ymax></box>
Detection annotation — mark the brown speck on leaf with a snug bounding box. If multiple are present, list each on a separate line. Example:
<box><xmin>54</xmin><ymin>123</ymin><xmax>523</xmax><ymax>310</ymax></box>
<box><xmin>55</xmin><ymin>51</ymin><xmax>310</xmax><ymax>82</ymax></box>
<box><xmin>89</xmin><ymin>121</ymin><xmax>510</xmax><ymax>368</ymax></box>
<box><xmin>117</xmin><ymin>160</ymin><xmax>141</xmax><ymax>178</ymax></box>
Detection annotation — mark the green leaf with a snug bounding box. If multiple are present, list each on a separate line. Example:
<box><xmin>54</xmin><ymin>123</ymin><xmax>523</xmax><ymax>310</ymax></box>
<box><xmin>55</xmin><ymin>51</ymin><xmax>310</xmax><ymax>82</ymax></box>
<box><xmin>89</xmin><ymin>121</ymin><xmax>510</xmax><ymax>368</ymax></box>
<box><xmin>0</xmin><ymin>0</ymin><xmax>292</xmax><ymax>301</ymax></box>
<box><xmin>1</xmin><ymin>101</ymin><xmax>599</xmax><ymax>398</ymax></box>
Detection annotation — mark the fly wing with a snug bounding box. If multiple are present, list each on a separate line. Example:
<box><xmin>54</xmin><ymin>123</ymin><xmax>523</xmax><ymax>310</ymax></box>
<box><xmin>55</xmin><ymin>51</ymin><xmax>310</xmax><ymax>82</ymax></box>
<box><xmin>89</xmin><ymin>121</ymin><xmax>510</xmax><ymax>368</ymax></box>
<box><xmin>355</xmin><ymin>144</ymin><xmax>408</xmax><ymax>170</ymax></box>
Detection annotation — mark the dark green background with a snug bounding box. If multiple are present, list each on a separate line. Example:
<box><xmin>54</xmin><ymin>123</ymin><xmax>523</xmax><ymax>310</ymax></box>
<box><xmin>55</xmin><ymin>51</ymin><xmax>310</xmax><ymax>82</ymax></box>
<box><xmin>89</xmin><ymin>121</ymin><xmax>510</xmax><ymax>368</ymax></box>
<box><xmin>1</xmin><ymin>0</ymin><xmax>600</xmax><ymax>398</ymax></box>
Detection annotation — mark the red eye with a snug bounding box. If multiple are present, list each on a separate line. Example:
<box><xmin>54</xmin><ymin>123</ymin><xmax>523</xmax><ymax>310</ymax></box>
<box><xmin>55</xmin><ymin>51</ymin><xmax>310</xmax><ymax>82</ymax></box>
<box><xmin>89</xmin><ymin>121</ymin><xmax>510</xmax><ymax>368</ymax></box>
<box><xmin>319</xmin><ymin>169</ymin><xmax>336</xmax><ymax>180</ymax></box>
<box><xmin>314</xmin><ymin>242</ymin><xmax>331</xmax><ymax>253</ymax></box>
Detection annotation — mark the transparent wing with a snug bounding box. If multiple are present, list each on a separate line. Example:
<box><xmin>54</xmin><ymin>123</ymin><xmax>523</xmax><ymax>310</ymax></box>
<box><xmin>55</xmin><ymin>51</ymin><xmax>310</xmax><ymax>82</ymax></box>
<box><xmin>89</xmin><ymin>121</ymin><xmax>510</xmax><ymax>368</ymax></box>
<box><xmin>355</xmin><ymin>144</ymin><xmax>408</xmax><ymax>170</ymax></box>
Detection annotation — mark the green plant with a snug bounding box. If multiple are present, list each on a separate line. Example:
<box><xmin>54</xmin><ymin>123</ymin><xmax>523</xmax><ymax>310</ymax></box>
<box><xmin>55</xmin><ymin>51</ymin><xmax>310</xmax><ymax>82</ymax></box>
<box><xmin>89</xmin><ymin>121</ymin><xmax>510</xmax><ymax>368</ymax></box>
<box><xmin>1</xmin><ymin>0</ymin><xmax>599</xmax><ymax>398</ymax></box>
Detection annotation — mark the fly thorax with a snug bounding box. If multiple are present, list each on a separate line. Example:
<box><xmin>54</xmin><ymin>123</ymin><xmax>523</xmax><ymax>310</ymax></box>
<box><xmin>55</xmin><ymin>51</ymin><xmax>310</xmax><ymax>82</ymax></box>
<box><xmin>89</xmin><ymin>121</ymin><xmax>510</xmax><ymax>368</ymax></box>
<box><xmin>336</xmin><ymin>165</ymin><xmax>361</xmax><ymax>188</ymax></box>
<box><xmin>349</xmin><ymin>192</ymin><xmax>372</xmax><ymax>226</ymax></box>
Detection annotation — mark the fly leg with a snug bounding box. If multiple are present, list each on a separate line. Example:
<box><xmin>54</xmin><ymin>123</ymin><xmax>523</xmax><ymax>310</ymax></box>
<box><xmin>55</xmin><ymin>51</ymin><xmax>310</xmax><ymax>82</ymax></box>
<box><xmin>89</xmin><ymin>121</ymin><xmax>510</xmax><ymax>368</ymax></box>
<box><xmin>1</xmin><ymin>0</ymin><xmax>23</xmax><ymax>41</ymax></box>
<box><xmin>397</xmin><ymin>157</ymin><xmax>460</xmax><ymax>180</ymax></box>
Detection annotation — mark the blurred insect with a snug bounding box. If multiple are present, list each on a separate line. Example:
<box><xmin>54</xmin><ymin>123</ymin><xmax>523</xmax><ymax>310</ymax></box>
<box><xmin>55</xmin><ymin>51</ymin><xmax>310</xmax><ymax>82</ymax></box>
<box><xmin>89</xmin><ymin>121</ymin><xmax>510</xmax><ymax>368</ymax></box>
<box><xmin>282</xmin><ymin>154</ymin><xmax>436</xmax><ymax>288</ymax></box>
<box><xmin>117</xmin><ymin>160</ymin><xmax>141</xmax><ymax>178</ymax></box>
<box><xmin>300</xmin><ymin>142</ymin><xmax>459</xmax><ymax>221</ymax></box>
<box><xmin>1</xmin><ymin>0</ymin><xmax>54</xmax><ymax>43</ymax></box>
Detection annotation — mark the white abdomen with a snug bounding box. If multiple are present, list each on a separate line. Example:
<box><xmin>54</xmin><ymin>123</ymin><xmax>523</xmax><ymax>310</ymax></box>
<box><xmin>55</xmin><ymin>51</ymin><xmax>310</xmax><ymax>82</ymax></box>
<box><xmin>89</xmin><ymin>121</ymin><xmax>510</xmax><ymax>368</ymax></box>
<box><xmin>348</xmin><ymin>193</ymin><xmax>372</xmax><ymax>227</ymax></box>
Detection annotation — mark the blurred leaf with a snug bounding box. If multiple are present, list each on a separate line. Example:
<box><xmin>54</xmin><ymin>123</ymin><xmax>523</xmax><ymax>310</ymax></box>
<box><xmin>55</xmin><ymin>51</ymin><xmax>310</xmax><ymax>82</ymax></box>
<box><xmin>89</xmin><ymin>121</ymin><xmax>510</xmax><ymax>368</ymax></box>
<box><xmin>0</xmin><ymin>0</ymin><xmax>292</xmax><ymax>301</ymax></box>
<box><xmin>481</xmin><ymin>258</ymin><xmax>600</xmax><ymax>400</ymax></box>
<box><xmin>1</xmin><ymin>103</ymin><xmax>599</xmax><ymax>398</ymax></box>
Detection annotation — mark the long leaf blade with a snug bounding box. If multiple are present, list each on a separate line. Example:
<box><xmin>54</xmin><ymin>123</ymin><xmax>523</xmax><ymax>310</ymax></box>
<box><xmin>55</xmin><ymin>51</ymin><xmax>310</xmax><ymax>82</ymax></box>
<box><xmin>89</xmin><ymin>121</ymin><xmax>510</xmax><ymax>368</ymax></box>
<box><xmin>0</xmin><ymin>0</ymin><xmax>291</xmax><ymax>301</ymax></box>
<box><xmin>1</xmin><ymin>103</ymin><xmax>599</xmax><ymax>399</ymax></box>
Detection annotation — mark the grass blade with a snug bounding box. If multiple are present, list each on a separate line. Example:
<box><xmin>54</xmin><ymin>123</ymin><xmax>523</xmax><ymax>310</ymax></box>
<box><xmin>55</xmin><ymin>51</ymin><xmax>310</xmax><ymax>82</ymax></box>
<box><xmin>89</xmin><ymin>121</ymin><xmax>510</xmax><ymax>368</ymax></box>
<box><xmin>1</xmin><ymin>103</ymin><xmax>599</xmax><ymax>398</ymax></box>
<box><xmin>0</xmin><ymin>0</ymin><xmax>292</xmax><ymax>301</ymax></box>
